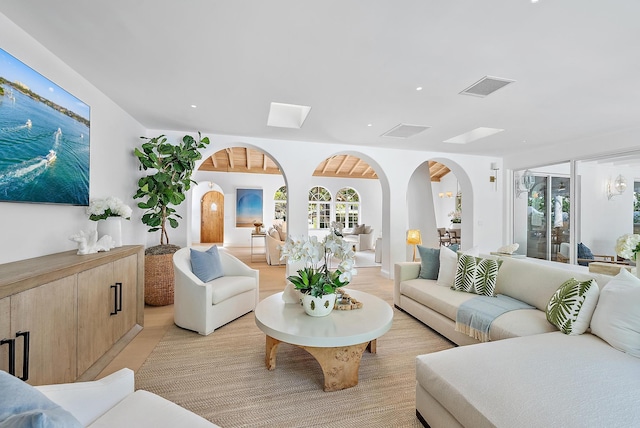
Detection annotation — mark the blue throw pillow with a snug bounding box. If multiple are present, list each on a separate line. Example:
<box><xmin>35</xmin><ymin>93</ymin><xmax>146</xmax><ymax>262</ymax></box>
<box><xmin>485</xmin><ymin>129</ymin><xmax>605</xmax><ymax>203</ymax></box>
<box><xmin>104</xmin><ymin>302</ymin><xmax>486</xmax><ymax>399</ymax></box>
<box><xmin>0</xmin><ymin>370</ymin><xmax>82</xmax><ymax>428</ymax></box>
<box><xmin>577</xmin><ymin>242</ymin><xmax>594</xmax><ymax>266</ymax></box>
<box><xmin>417</xmin><ymin>245</ymin><xmax>440</xmax><ymax>280</ymax></box>
<box><xmin>190</xmin><ymin>246</ymin><xmax>224</xmax><ymax>282</ymax></box>
<box><xmin>449</xmin><ymin>244</ymin><xmax>460</xmax><ymax>252</ymax></box>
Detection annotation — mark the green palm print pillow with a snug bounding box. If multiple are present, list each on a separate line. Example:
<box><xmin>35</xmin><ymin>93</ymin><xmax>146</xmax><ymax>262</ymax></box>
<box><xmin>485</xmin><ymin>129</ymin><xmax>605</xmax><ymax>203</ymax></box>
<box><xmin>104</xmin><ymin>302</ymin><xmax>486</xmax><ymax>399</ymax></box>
<box><xmin>546</xmin><ymin>278</ymin><xmax>599</xmax><ymax>335</ymax></box>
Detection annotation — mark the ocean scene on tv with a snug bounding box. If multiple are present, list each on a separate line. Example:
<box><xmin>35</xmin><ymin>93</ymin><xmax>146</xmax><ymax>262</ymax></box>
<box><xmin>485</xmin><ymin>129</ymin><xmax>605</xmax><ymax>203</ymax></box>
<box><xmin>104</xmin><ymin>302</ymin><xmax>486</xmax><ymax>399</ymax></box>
<box><xmin>0</xmin><ymin>48</ymin><xmax>90</xmax><ymax>205</ymax></box>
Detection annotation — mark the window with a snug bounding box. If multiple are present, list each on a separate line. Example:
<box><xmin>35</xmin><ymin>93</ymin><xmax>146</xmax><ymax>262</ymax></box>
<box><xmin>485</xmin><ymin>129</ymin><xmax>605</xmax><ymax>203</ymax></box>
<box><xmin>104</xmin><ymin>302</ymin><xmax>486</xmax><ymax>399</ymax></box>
<box><xmin>308</xmin><ymin>186</ymin><xmax>332</xmax><ymax>229</ymax></box>
<box><xmin>335</xmin><ymin>187</ymin><xmax>360</xmax><ymax>228</ymax></box>
<box><xmin>274</xmin><ymin>186</ymin><xmax>287</xmax><ymax>221</ymax></box>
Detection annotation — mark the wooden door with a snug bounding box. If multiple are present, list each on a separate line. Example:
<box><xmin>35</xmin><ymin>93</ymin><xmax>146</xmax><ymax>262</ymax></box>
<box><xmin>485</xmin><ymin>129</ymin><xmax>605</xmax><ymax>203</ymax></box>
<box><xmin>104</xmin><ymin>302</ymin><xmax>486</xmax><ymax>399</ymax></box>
<box><xmin>77</xmin><ymin>263</ymin><xmax>115</xmax><ymax>376</ymax></box>
<box><xmin>201</xmin><ymin>191</ymin><xmax>224</xmax><ymax>243</ymax></box>
<box><xmin>11</xmin><ymin>276</ymin><xmax>77</xmax><ymax>385</ymax></box>
<box><xmin>112</xmin><ymin>255</ymin><xmax>138</xmax><ymax>341</ymax></box>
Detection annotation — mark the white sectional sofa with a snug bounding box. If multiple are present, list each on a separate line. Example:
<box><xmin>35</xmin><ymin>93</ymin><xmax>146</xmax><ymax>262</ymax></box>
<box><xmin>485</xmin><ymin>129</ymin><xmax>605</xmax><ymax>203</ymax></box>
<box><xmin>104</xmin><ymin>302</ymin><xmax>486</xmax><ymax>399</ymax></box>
<box><xmin>395</xmin><ymin>249</ymin><xmax>640</xmax><ymax>427</ymax></box>
<box><xmin>1</xmin><ymin>368</ymin><xmax>218</xmax><ymax>427</ymax></box>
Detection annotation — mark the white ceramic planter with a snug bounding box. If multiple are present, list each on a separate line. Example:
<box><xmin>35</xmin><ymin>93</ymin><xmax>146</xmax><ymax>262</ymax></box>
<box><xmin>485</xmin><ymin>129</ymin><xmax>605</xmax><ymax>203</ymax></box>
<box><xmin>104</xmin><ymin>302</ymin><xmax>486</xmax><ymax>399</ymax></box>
<box><xmin>97</xmin><ymin>217</ymin><xmax>122</xmax><ymax>247</ymax></box>
<box><xmin>302</xmin><ymin>293</ymin><xmax>336</xmax><ymax>317</ymax></box>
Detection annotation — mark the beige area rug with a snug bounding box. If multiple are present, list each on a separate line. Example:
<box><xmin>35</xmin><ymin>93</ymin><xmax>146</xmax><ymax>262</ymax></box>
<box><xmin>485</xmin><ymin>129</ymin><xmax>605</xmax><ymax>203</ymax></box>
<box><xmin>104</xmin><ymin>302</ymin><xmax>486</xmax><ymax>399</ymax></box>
<box><xmin>135</xmin><ymin>296</ymin><xmax>453</xmax><ymax>427</ymax></box>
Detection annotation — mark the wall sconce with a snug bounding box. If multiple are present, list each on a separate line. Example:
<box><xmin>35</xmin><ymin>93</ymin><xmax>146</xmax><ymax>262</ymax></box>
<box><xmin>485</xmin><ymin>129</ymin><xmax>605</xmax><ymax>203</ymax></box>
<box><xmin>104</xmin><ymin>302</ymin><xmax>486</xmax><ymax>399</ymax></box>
<box><xmin>438</xmin><ymin>191</ymin><xmax>453</xmax><ymax>198</ymax></box>
<box><xmin>407</xmin><ymin>229</ymin><xmax>422</xmax><ymax>262</ymax></box>
<box><xmin>515</xmin><ymin>169</ymin><xmax>535</xmax><ymax>198</ymax></box>
<box><xmin>489</xmin><ymin>162</ymin><xmax>499</xmax><ymax>186</ymax></box>
<box><xmin>607</xmin><ymin>174</ymin><xmax>627</xmax><ymax>200</ymax></box>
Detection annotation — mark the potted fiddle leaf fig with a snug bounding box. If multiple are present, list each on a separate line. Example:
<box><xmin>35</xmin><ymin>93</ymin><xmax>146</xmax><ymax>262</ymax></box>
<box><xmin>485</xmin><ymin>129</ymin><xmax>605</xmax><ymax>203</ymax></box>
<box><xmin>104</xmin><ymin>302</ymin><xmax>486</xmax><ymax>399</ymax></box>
<box><xmin>134</xmin><ymin>132</ymin><xmax>210</xmax><ymax>305</ymax></box>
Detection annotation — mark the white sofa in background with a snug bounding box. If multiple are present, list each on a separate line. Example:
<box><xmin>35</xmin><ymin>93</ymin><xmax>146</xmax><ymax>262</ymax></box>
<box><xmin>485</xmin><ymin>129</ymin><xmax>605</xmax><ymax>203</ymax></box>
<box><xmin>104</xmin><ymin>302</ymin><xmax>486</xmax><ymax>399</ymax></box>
<box><xmin>343</xmin><ymin>225</ymin><xmax>375</xmax><ymax>251</ymax></box>
<box><xmin>394</xmin><ymin>251</ymin><xmax>640</xmax><ymax>427</ymax></box>
<box><xmin>32</xmin><ymin>368</ymin><xmax>218</xmax><ymax>427</ymax></box>
<box><xmin>173</xmin><ymin>247</ymin><xmax>259</xmax><ymax>336</ymax></box>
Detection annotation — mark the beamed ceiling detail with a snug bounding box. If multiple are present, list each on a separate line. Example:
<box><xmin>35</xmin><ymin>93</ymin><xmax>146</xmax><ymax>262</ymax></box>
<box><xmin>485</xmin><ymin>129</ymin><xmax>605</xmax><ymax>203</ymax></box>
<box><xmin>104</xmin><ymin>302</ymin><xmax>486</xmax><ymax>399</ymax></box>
<box><xmin>198</xmin><ymin>148</ymin><xmax>449</xmax><ymax>181</ymax></box>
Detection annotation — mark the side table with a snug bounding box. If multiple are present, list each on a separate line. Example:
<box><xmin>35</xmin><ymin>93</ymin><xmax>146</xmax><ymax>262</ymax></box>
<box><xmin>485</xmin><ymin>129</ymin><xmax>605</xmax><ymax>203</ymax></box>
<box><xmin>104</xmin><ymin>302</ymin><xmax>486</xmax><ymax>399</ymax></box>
<box><xmin>250</xmin><ymin>232</ymin><xmax>266</xmax><ymax>262</ymax></box>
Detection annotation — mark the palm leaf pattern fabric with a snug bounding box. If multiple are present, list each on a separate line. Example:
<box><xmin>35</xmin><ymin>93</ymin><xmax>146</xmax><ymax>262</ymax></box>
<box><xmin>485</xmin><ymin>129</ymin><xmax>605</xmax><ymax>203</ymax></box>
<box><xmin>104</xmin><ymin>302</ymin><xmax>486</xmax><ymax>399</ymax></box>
<box><xmin>452</xmin><ymin>254</ymin><xmax>502</xmax><ymax>296</ymax></box>
<box><xmin>546</xmin><ymin>278</ymin><xmax>597</xmax><ymax>335</ymax></box>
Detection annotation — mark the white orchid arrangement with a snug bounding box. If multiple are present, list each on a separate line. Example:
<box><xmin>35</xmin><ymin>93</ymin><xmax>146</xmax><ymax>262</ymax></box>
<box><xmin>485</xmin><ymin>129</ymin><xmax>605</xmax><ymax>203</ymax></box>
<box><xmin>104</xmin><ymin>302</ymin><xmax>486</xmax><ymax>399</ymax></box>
<box><xmin>280</xmin><ymin>233</ymin><xmax>357</xmax><ymax>297</ymax></box>
<box><xmin>615</xmin><ymin>233</ymin><xmax>640</xmax><ymax>261</ymax></box>
<box><xmin>448</xmin><ymin>210</ymin><xmax>462</xmax><ymax>223</ymax></box>
<box><xmin>87</xmin><ymin>197</ymin><xmax>133</xmax><ymax>221</ymax></box>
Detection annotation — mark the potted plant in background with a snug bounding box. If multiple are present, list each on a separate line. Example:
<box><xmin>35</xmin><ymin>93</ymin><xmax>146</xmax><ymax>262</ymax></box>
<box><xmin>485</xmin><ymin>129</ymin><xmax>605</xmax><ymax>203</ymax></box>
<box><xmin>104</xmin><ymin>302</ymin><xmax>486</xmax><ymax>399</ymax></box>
<box><xmin>134</xmin><ymin>132</ymin><xmax>210</xmax><ymax>305</ymax></box>
<box><xmin>280</xmin><ymin>232</ymin><xmax>357</xmax><ymax>316</ymax></box>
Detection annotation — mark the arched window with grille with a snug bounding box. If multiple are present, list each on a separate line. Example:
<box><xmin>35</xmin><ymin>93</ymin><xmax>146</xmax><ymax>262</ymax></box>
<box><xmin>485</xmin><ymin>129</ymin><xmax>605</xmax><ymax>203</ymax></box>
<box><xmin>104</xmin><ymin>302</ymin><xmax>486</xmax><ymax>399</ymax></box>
<box><xmin>335</xmin><ymin>187</ymin><xmax>360</xmax><ymax>229</ymax></box>
<box><xmin>308</xmin><ymin>186</ymin><xmax>332</xmax><ymax>229</ymax></box>
<box><xmin>274</xmin><ymin>185</ymin><xmax>287</xmax><ymax>221</ymax></box>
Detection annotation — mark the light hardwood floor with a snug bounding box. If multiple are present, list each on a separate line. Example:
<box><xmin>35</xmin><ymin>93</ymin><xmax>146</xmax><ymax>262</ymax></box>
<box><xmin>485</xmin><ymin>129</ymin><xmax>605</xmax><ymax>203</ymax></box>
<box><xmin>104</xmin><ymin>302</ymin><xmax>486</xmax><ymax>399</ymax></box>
<box><xmin>97</xmin><ymin>246</ymin><xmax>391</xmax><ymax>379</ymax></box>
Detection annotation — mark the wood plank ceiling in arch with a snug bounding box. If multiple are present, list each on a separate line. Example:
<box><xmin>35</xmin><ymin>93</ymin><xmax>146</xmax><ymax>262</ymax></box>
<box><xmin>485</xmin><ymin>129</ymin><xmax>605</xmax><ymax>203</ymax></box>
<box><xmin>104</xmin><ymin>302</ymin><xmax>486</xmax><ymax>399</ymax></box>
<box><xmin>198</xmin><ymin>147</ymin><xmax>450</xmax><ymax>181</ymax></box>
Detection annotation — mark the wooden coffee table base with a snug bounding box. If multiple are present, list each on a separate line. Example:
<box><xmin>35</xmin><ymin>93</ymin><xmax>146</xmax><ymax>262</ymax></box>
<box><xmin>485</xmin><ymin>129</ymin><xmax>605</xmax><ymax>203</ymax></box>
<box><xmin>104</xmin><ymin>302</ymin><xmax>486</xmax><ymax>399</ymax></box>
<box><xmin>265</xmin><ymin>335</ymin><xmax>377</xmax><ymax>392</ymax></box>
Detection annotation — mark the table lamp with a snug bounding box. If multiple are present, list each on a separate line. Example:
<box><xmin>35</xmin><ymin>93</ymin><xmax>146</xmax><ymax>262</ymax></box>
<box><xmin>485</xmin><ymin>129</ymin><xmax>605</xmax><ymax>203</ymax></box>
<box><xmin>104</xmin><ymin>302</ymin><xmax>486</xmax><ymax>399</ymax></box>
<box><xmin>407</xmin><ymin>229</ymin><xmax>422</xmax><ymax>261</ymax></box>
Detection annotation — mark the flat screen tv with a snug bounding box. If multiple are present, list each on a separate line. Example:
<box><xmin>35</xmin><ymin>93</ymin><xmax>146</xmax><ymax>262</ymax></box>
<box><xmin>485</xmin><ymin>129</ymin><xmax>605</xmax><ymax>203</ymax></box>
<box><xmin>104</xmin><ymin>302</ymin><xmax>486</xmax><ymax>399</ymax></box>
<box><xmin>0</xmin><ymin>47</ymin><xmax>90</xmax><ymax>206</ymax></box>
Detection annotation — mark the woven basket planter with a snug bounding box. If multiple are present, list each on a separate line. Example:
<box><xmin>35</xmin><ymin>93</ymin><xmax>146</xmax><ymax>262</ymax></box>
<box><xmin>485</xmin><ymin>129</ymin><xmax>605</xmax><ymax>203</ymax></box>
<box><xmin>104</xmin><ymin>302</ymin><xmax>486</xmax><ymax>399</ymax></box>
<box><xmin>144</xmin><ymin>249</ymin><xmax>178</xmax><ymax>306</ymax></box>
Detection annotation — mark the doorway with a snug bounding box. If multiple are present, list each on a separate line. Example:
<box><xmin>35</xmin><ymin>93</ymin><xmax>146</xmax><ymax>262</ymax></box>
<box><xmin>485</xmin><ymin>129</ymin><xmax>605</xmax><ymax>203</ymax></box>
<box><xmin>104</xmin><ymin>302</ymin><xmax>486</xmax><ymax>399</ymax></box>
<box><xmin>201</xmin><ymin>191</ymin><xmax>224</xmax><ymax>243</ymax></box>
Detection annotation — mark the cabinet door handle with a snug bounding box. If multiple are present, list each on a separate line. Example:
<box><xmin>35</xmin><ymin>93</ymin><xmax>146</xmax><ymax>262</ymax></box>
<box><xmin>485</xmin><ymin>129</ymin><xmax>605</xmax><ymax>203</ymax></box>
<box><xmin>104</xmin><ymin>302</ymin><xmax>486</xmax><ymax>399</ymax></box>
<box><xmin>110</xmin><ymin>284</ymin><xmax>118</xmax><ymax>315</ymax></box>
<box><xmin>0</xmin><ymin>338</ymin><xmax>16</xmax><ymax>376</ymax></box>
<box><xmin>15</xmin><ymin>331</ymin><xmax>29</xmax><ymax>381</ymax></box>
<box><xmin>116</xmin><ymin>282</ymin><xmax>123</xmax><ymax>313</ymax></box>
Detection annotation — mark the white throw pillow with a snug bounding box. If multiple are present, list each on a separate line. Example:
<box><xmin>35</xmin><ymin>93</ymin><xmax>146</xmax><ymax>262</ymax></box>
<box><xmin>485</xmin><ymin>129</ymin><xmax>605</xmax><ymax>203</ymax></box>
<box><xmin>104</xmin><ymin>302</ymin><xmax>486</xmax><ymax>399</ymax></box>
<box><xmin>436</xmin><ymin>246</ymin><xmax>479</xmax><ymax>287</ymax></box>
<box><xmin>590</xmin><ymin>269</ymin><xmax>640</xmax><ymax>358</ymax></box>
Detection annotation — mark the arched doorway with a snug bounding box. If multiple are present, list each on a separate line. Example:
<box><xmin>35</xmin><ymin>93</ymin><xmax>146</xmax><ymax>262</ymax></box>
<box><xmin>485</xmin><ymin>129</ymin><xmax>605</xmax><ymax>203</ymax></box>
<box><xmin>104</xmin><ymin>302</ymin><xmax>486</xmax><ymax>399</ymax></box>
<box><xmin>201</xmin><ymin>190</ymin><xmax>224</xmax><ymax>243</ymax></box>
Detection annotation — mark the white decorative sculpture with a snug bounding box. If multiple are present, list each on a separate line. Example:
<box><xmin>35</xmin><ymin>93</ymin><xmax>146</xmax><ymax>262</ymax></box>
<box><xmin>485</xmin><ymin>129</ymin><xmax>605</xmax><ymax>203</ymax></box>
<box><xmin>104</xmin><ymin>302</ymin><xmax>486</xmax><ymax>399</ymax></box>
<box><xmin>70</xmin><ymin>230</ymin><xmax>116</xmax><ymax>255</ymax></box>
<box><xmin>496</xmin><ymin>243</ymin><xmax>519</xmax><ymax>255</ymax></box>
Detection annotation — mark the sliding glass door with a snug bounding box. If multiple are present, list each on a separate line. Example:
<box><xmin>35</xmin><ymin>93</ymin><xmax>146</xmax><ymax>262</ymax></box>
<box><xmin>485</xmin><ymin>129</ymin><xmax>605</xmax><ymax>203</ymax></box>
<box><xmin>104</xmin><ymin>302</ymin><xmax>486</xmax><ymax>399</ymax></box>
<box><xmin>514</xmin><ymin>167</ymin><xmax>570</xmax><ymax>261</ymax></box>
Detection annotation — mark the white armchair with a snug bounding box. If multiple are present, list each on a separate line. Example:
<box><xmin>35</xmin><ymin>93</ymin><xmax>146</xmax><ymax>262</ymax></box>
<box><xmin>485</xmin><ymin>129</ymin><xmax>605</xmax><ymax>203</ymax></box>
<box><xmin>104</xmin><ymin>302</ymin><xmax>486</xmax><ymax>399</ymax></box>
<box><xmin>34</xmin><ymin>368</ymin><xmax>217</xmax><ymax>427</ymax></box>
<box><xmin>343</xmin><ymin>227</ymin><xmax>375</xmax><ymax>251</ymax></box>
<box><xmin>173</xmin><ymin>247</ymin><xmax>259</xmax><ymax>336</ymax></box>
<box><xmin>265</xmin><ymin>232</ymin><xmax>284</xmax><ymax>265</ymax></box>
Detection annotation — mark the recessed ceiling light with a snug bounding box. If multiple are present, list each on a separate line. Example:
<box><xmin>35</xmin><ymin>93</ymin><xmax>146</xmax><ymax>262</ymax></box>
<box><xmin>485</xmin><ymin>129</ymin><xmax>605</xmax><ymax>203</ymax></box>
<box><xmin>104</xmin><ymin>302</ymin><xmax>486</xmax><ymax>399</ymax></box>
<box><xmin>444</xmin><ymin>127</ymin><xmax>504</xmax><ymax>144</ymax></box>
<box><xmin>190</xmin><ymin>105</ymin><xmax>197</xmax><ymax>108</ymax></box>
<box><xmin>416</xmin><ymin>86</ymin><xmax>423</xmax><ymax>91</ymax></box>
<box><xmin>381</xmin><ymin>123</ymin><xmax>431</xmax><ymax>139</ymax></box>
<box><xmin>367</xmin><ymin>123</ymin><xmax>373</xmax><ymax>127</ymax></box>
<box><xmin>267</xmin><ymin>102</ymin><xmax>311</xmax><ymax>129</ymax></box>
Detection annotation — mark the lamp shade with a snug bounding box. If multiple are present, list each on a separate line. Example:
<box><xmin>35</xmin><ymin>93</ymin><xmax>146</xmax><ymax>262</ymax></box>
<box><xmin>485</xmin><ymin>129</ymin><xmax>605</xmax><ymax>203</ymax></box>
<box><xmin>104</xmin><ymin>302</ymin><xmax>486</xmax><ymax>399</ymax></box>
<box><xmin>407</xmin><ymin>229</ymin><xmax>422</xmax><ymax>245</ymax></box>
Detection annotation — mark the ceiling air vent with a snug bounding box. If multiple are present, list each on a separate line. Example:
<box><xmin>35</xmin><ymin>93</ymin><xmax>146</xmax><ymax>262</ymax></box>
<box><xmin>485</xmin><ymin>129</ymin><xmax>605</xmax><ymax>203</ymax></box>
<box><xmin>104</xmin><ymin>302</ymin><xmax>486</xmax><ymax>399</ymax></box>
<box><xmin>381</xmin><ymin>124</ymin><xmax>430</xmax><ymax>139</ymax></box>
<box><xmin>460</xmin><ymin>76</ymin><xmax>515</xmax><ymax>97</ymax></box>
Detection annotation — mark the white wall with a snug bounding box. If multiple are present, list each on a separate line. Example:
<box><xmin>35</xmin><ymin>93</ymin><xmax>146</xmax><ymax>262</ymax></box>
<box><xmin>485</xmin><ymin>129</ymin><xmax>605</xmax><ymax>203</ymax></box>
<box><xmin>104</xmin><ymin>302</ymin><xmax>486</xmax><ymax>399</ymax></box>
<box><xmin>190</xmin><ymin>172</ymin><xmax>286</xmax><ymax>246</ymax></box>
<box><xmin>148</xmin><ymin>131</ymin><xmax>503</xmax><ymax>278</ymax></box>
<box><xmin>191</xmin><ymin>168</ymin><xmax>383</xmax><ymax>248</ymax></box>
<box><xmin>577</xmin><ymin>162</ymin><xmax>637</xmax><ymax>256</ymax></box>
<box><xmin>0</xmin><ymin>12</ymin><xmax>146</xmax><ymax>264</ymax></box>
<box><xmin>431</xmin><ymin>173</ymin><xmax>459</xmax><ymax>228</ymax></box>
<box><xmin>1</xmin><ymin>12</ymin><xmax>504</xmax><ymax>276</ymax></box>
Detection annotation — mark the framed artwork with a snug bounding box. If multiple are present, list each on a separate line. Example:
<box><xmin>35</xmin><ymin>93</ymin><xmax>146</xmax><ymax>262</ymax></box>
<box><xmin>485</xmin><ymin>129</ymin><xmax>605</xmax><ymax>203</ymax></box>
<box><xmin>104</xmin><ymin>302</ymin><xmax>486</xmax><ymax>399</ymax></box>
<box><xmin>236</xmin><ymin>188</ymin><xmax>263</xmax><ymax>227</ymax></box>
<box><xmin>0</xmin><ymin>47</ymin><xmax>90</xmax><ymax>205</ymax></box>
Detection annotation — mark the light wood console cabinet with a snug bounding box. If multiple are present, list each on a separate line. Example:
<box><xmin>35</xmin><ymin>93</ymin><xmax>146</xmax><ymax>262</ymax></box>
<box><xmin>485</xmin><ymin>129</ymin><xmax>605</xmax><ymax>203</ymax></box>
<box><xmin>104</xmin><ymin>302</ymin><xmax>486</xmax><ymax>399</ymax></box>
<box><xmin>0</xmin><ymin>246</ymin><xmax>144</xmax><ymax>385</ymax></box>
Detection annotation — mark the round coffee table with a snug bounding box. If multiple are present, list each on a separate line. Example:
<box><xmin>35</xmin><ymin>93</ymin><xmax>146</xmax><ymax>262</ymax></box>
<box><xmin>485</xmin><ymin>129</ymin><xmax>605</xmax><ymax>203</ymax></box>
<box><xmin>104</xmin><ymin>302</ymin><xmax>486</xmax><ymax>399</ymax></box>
<box><xmin>254</xmin><ymin>289</ymin><xmax>393</xmax><ymax>391</ymax></box>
